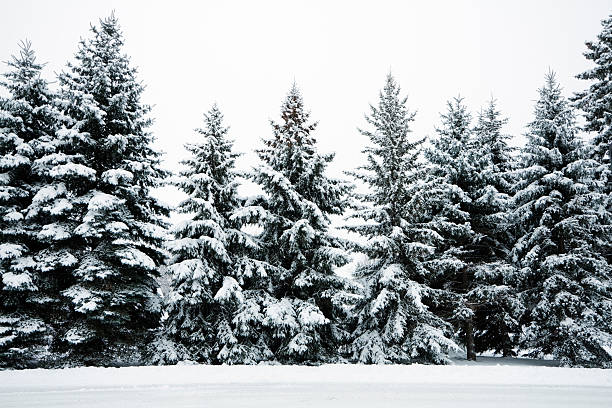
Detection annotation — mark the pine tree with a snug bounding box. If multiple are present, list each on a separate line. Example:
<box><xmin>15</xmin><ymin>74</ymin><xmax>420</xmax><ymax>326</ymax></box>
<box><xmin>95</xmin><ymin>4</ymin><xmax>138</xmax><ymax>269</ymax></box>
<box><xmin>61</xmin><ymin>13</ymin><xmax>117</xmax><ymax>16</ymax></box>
<box><xmin>468</xmin><ymin>99</ymin><xmax>523</xmax><ymax>357</ymax></box>
<box><xmin>160</xmin><ymin>105</ymin><xmax>252</xmax><ymax>364</ymax></box>
<box><xmin>574</xmin><ymin>14</ymin><xmax>612</xmax><ymax>190</ymax></box>
<box><xmin>0</xmin><ymin>42</ymin><xmax>65</xmax><ymax>368</ymax></box>
<box><xmin>232</xmin><ymin>84</ymin><xmax>352</xmax><ymax>363</ymax></box>
<box><xmin>511</xmin><ymin>73</ymin><xmax>612</xmax><ymax>367</ymax></box>
<box><xmin>54</xmin><ymin>15</ymin><xmax>169</xmax><ymax>365</ymax></box>
<box><xmin>345</xmin><ymin>74</ymin><xmax>458</xmax><ymax>364</ymax></box>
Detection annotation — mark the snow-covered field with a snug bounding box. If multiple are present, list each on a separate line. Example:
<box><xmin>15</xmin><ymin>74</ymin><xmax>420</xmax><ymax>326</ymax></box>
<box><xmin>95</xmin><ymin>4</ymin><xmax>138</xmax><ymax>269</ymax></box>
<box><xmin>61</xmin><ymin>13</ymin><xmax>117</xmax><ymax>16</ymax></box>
<box><xmin>1</xmin><ymin>357</ymin><xmax>611</xmax><ymax>408</ymax></box>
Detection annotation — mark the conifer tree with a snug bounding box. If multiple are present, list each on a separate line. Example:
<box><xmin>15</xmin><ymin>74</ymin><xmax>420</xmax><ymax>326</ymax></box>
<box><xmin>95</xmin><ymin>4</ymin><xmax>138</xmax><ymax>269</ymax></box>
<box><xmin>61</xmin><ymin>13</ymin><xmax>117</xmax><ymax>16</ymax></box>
<box><xmin>424</xmin><ymin>97</ymin><xmax>480</xmax><ymax>360</ymax></box>
<box><xmin>573</xmin><ymin>15</ymin><xmax>612</xmax><ymax>266</ymax></box>
<box><xmin>511</xmin><ymin>73</ymin><xmax>612</xmax><ymax>367</ymax></box>
<box><xmin>425</xmin><ymin>97</ymin><xmax>524</xmax><ymax>360</ymax></box>
<box><xmin>54</xmin><ymin>15</ymin><xmax>169</xmax><ymax>365</ymax></box>
<box><xmin>160</xmin><ymin>105</ymin><xmax>254</xmax><ymax>364</ymax></box>
<box><xmin>345</xmin><ymin>74</ymin><xmax>458</xmax><ymax>364</ymax></box>
<box><xmin>468</xmin><ymin>99</ymin><xmax>523</xmax><ymax>357</ymax></box>
<box><xmin>232</xmin><ymin>84</ymin><xmax>352</xmax><ymax>363</ymax></box>
<box><xmin>0</xmin><ymin>42</ymin><xmax>65</xmax><ymax>368</ymax></box>
<box><xmin>574</xmin><ymin>14</ymin><xmax>612</xmax><ymax>190</ymax></box>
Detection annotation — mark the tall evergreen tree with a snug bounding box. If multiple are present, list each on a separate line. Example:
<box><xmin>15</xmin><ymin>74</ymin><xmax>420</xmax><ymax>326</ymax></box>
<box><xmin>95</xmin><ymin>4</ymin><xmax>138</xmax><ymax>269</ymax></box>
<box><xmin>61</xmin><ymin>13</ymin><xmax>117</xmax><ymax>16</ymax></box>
<box><xmin>426</xmin><ymin>97</ymin><xmax>524</xmax><ymax>360</ymax></box>
<box><xmin>345</xmin><ymin>74</ymin><xmax>458</xmax><ymax>364</ymax></box>
<box><xmin>574</xmin><ymin>14</ymin><xmax>612</xmax><ymax>190</ymax></box>
<box><xmin>232</xmin><ymin>84</ymin><xmax>352</xmax><ymax>363</ymax></box>
<box><xmin>511</xmin><ymin>73</ymin><xmax>612</xmax><ymax>367</ymax></box>
<box><xmin>159</xmin><ymin>105</ymin><xmax>256</xmax><ymax>364</ymax></box>
<box><xmin>424</xmin><ymin>97</ymin><xmax>480</xmax><ymax>360</ymax></box>
<box><xmin>573</xmin><ymin>15</ymin><xmax>612</xmax><ymax>267</ymax></box>
<box><xmin>0</xmin><ymin>42</ymin><xmax>65</xmax><ymax>368</ymax></box>
<box><xmin>468</xmin><ymin>99</ymin><xmax>523</xmax><ymax>357</ymax></box>
<box><xmin>53</xmin><ymin>15</ymin><xmax>169</xmax><ymax>365</ymax></box>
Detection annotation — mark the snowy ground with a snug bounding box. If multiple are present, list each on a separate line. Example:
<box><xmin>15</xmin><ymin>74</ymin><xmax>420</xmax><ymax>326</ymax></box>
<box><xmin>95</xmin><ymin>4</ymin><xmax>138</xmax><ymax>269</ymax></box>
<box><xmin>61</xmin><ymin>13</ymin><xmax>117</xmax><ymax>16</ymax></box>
<box><xmin>1</xmin><ymin>357</ymin><xmax>611</xmax><ymax>407</ymax></box>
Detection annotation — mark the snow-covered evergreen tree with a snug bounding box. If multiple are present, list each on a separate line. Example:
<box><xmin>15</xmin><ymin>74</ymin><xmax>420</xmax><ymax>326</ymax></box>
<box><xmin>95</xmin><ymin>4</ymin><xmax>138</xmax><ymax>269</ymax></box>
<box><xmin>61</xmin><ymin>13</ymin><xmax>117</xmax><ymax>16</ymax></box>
<box><xmin>573</xmin><ymin>15</ymin><xmax>612</xmax><ymax>267</ymax></box>
<box><xmin>574</xmin><ymin>14</ymin><xmax>612</xmax><ymax>191</ymax></box>
<box><xmin>468</xmin><ymin>99</ymin><xmax>523</xmax><ymax>357</ymax></box>
<box><xmin>160</xmin><ymin>105</ymin><xmax>252</xmax><ymax>364</ymax></box>
<box><xmin>232</xmin><ymin>84</ymin><xmax>352</xmax><ymax>363</ymax></box>
<box><xmin>511</xmin><ymin>73</ymin><xmax>612</xmax><ymax>367</ymax></box>
<box><xmin>345</xmin><ymin>74</ymin><xmax>458</xmax><ymax>364</ymax></box>
<box><xmin>0</xmin><ymin>42</ymin><xmax>64</xmax><ymax>368</ymax></box>
<box><xmin>424</xmin><ymin>97</ymin><xmax>480</xmax><ymax>360</ymax></box>
<box><xmin>425</xmin><ymin>97</ymin><xmax>524</xmax><ymax>360</ymax></box>
<box><xmin>53</xmin><ymin>15</ymin><xmax>169</xmax><ymax>365</ymax></box>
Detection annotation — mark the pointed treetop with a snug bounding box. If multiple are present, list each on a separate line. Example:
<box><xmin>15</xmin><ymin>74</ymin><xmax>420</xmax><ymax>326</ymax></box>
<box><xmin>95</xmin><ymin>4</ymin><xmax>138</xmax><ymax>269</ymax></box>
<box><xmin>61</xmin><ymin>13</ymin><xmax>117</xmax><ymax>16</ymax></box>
<box><xmin>5</xmin><ymin>39</ymin><xmax>40</xmax><ymax>70</ymax></box>
<box><xmin>480</xmin><ymin>97</ymin><xmax>500</xmax><ymax>119</ymax></box>
<box><xmin>201</xmin><ymin>103</ymin><xmax>227</xmax><ymax>136</ymax></box>
<box><xmin>278</xmin><ymin>82</ymin><xmax>310</xmax><ymax>125</ymax></box>
<box><xmin>265</xmin><ymin>82</ymin><xmax>317</xmax><ymax>150</ymax></box>
<box><xmin>1</xmin><ymin>40</ymin><xmax>59</xmax><ymax>142</ymax></box>
<box><xmin>543</xmin><ymin>70</ymin><xmax>560</xmax><ymax>93</ymax></box>
<box><xmin>97</xmin><ymin>12</ymin><xmax>121</xmax><ymax>37</ymax></box>
<box><xmin>383</xmin><ymin>71</ymin><xmax>400</xmax><ymax>95</ymax></box>
<box><xmin>533</xmin><ymin>71</ymin><xmax>568</xmax><ymax>123</ymax></box>
<box><xmin>376</xmin><ymin>72</ymin><xmax>408</xmax><ymax>116</ymax></box>
<box><xmin>522</xmin><ymin>72</ymin><xmax>578</xmax><ymax>171</ymax></box>
<box><xmin>436</xmin><ymin>96</ymin><xmax>472</xmax><ymax>143</ymax></box>
<box><xmin>475</xmin><ymin>97</ymin><xmax>508</xmax><ymax>135</ymax></box>
<box><xmin>361</xmin><ymin>73</ymin><xmax>416</xmax><ymax>145</ymax></box>
<box><xmin>75</xmin><ymin>12</ymin><xmax>125</xmax><ymax>65</ymax></box>
<box><xmin>2</xmin><ymin>40</ymin><xmax>45</xmax><ymax>93</ymax></box>
<box><xmin>289</xmin><ymin>80</ymin><xmax>300</xmax><ymax>96</ymax></box>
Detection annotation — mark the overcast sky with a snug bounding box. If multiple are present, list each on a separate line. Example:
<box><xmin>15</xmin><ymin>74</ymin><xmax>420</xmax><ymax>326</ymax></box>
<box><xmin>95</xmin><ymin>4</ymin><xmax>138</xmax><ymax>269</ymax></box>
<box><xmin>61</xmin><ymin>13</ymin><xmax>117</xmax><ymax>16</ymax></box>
<box><xmin>1</xmin><ymin>0</ymin><xmax>611</xmax><ymax>189</ymax></box>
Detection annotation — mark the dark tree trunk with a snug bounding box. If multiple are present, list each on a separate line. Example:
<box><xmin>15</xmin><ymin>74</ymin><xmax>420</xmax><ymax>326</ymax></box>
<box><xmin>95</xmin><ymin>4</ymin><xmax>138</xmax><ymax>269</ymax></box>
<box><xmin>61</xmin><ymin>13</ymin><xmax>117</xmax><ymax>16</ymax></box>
<box><xmin>463</xmin><ymin>267</ymin><xmax>476</xmax><ymax>361</ymax></box>
<box><xmin>608</xmin><ymin>140</ymin><xmax>612</xmax><ymax>192</ymax></box>
<box><xmin>465</xmin><ymin>318</ymin><xmax>476</xmax><ymax>361</ymax></box>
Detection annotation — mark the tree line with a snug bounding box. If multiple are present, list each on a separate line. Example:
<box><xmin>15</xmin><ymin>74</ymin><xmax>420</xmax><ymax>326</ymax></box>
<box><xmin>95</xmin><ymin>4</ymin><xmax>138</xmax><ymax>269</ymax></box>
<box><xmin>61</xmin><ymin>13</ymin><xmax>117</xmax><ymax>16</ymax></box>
<box><xmin>1</xmin><ymin>14</ymin><xmax>611</xmax><ymax>369</ymax></box>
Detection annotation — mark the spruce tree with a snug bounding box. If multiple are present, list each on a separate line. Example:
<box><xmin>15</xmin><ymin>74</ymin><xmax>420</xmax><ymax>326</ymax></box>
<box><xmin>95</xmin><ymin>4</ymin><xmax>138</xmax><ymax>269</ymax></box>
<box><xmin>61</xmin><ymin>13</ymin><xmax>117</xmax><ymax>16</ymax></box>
<box><xmin>345</xmin><ymin>74</ymin><xmax>458</xmax><ymax>364</ymax></box>
<box><xmin>54</xmin><ymin>15</ymin><xmax>169</xmax><ymax>365</ymax></box>
<box><xmin>573</xmin><ymin>15</ymin><xmax>612</xmax><ymax>267</ymax></box>
<box><xmin>0</xmin><ymin>42</ymin><xmax>65</xmax><ymax>368</ymax></box>
<box><xmin>574</xmin><ymin>14</ymin><xmax>612</xmax><ymax>190</ymax></box>
<box><xmin>425</xmin><ymin>97</ymin><xmax>525</xmax><ymax>360</ymax></box>
<box><xmin>424</xmin><ymin>97</ymin><xmax>480</xmax><ymax>360</ymax></box>
<box><xmin>232</xmin><ymin>84</ymin><xmax>352</xmax><ymax>363</ymax></box>
<box><xmin>511</xmin><ymin>73</ymin><xmax>612</xmax><ymax>367</ymax></box>
<box><xmin>159</xmin><ymin>105</ymin><xmax>255</xmax><ymax>364</ymax></box>
<box><xmin>468</xmin><ymin>99</ymin><xmax>523</xmax><ymax>357</ymax></box>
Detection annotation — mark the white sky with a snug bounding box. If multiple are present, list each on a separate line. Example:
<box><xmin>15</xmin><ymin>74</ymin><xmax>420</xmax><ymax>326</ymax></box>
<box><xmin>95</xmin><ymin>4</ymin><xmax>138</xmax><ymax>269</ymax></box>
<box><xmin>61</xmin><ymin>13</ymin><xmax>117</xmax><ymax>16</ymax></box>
<box><xmin>1</xmin><ymin>0</ymin><xmax>611</xmax><ymax>205</ymax></box>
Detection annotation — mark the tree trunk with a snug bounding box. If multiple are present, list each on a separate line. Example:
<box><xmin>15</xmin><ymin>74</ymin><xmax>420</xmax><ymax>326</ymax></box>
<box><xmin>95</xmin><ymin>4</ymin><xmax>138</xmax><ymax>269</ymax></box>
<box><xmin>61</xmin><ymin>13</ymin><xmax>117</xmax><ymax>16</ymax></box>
<box><xmin>608</xmin><ymin>140</ymin><xmax>612</xmax><ymax>192</ymax></box>
<box><xmin>462</xmin><ymin>267</ymin><xmax>477</xmax><ymax>361</ymax></box>
<box><xmin>465</xmin><ymin>318</ymin><xmax>476</xmax><ymax>361</ymax></box>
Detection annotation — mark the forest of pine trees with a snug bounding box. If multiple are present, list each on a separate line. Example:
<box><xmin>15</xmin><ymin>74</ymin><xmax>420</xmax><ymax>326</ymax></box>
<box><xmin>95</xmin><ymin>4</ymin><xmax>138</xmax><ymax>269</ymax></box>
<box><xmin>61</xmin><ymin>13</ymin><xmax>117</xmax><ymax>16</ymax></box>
<box><xmin>1</xmin><ymin>14</ymin><xmax>612</xmax><ymax>369</ymax></box>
